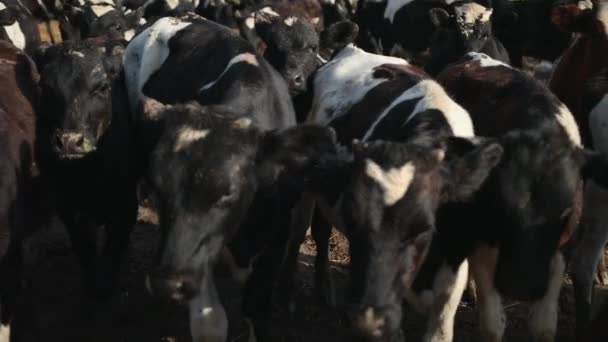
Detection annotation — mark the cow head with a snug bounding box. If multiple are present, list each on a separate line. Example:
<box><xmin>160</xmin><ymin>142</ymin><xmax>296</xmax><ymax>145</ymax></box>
<box><xmin>64</xmin><ymin>0</ymin><xmax>145</xmax><ymax>41</ymax></box>
<box><xmin>427</xmin><ymin>0</ymin><xmax>495</xmax><ymax>73</ymax></box>
<box><xmin>308</xmin><ymin>137</ymin><xmax>502</xmax><ymax>339</ymax></box>
<box><xmin>36</xmin><ymin>39</ymin><xmax>124</xmax><ymax>159</ymax></box>
<box><xmin>143</xmin><ymin>101</ymin><xmax>336</xmax><ymax>340</ymax></box>
<box><xmin>552</xmin><ymin>0</ymin><xmax>608</xmax><ymax>36</ymax></box>
<box><xmin>241</xmin><ymin>6</ymin><xmax>358</xmax><ymax>95</ymax></box>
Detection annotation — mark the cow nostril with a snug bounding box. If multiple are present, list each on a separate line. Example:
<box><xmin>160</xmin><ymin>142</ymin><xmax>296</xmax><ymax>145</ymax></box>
<box><xmin>74</xmin><ymin>135</ymin><xmax>85</xmax><ymax>148</ymax></box>
<box><xmin>294</xmin><ymin>75</ymin><xmax>304</xmax><ymax>86</ymax></box>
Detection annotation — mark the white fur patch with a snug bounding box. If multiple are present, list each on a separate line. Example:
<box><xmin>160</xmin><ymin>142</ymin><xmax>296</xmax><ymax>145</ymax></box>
<box><xmin>70</xmin><ymin>50</ymin><xmax>85</xmax><ymax>58</ymax></box>
<box><xmin>589</xmin><ymin>94</ymin><xmax>608</xmax><ymax>158</ymax></box>
<box><xmin>91</xmin><ymin>4</ymin><xmax>114</xmax><ymax>17</ymax></box>
<box><xmin>244</xmin><ymin>16</ymin><xmax>255</xmax><ymax>29</ymax></box>
<box><xmin>199</xmin><ymin>53</ymin><xmax>259</xmax><ymax>92</ymax></box>
<box><xmin>467</xmin><ymin>52</ymin><xmax>510</xmax><ymax>68</ymax></box>
<box><xmin>578</xmin><ymin>0</ymin><xmax>593</xmax><ymax>10</ymax></box>
<box><xmin>310</xmin><ymin>44</ymin><xmax>409</xmax><ymax>125</ymax></box>
<box><xmin>123</xmin><ymin>29</ymin><xmax>135</xmax><ymax>41</ymax></box>
<box><xmin>174</xmin><ymin>127</ymin><xmax>210</xmax><ymax>152</ymax></box>
<box><xmin>365</xmin><ymin>159</ymin><xmax>416</xmax><ymax>206</ymax></box>
<box><xmin>138</xmin><ymin>17</ymin><xmax>147</xmax><ymax>25</ymax></box>
<box><xmin>259</xmin><ymin>6</ymin><xmax>279</xmax><ymax>17</ymax></box>
<box><xmin>3</xmin><ymin>20</ymin><xmax>25</xmax><ymax>50</ymax></box>
<box><xmin>384</xmin><ymin>0</ymin><xmax>415</xmax><ymax>23</ymax></box>
<box><xmin>455</xmin><ymin>2</ymin><xmax>493</xmax><ymax>24</ymax></box>
<box><xmin>123</xmin><ymin>16</ymin><xmax>192</xmax><ymax>111</ymax></box>
<box><xmin>0</xmin><ymin>2</ymin><xmax>6</xmax><ymax>10</ymax></box>
<box><xmin>529</xmin><ymin>253</ymin><xmax>565</xmax><ymax>340</ymax></box>
<box><xmin>0</xmin><ymin>324</ymin><xmax>10</xmax><ymax>342</ymax></box>
<box><xmin>166</xmin><ymin>0</ymin><xmax>178</xmax><ymax>10</ymax></box>
<box><xmin>363</xmin><ymin>79</ymin><xmax>475</xmax><ymax>140</ymax></box>
<box><xmin>312</xmin><ymin>17</ymin><xmax>320</xmax><ymax>24</ymax></box>
<box><xmin>89</xmin><ymin>0</ymin><xmax>115</xmax><ymax>4</ymax></box>
<box><xmin>189</xmin><ymin>295</ymin><xmax>228</xmax><ymax>342</ymax></box>
<box><xmin>556</xmin><ymin>104</ymin><xmax>582</xmax><ymax>146</ymax></box>
<box><xmin>284</xmin><ymin>16</ymin><xmax>297</xmax><ymax>26</ymax></box>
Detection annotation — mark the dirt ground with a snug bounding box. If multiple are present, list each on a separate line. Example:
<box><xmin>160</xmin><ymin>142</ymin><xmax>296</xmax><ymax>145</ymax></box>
<box><xmin>7</xmin><ymin>205</ymin><xmax>608</xmax><ymax>342</ymax></box>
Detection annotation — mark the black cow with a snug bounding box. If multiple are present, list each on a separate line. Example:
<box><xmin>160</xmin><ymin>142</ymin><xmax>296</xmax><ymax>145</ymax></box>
<box><xmin>426</xmin><ymin>0</ymin><xmax>510</xmax><ymax>75</ymax></box>
<box><xmin>0</xmin><ymin>40</ymin><xmax>39</xmax><ymax>342</ymax></box>
<box><xmin>281</xmin><ymin>44</ymin><xmax>503</xmax><ymax>341</ymax></box>
<box><xmin>436</xmin><ymin>52</ymin><xmax>608</xmax><ymax>341</ymax></box>
<box><xmin>35</xmin><ymin>38</ymin><xmax>137</xmax><ymax>299</ymax></box>
<box><xmin>123</xmin><ymin>14</ymin><xmax>341</xmax><ymax>341</ymax></box>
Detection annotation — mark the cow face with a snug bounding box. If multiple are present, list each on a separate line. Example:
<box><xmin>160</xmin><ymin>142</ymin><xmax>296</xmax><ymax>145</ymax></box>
<box><xmin>37</xmin><ymin>41</ymin><xmax>121</xmax><ymax>159</ymax></box>
<box><xmin>428</xmin><ymin>2</ymin><xmax>494</xmax><ymax>63</ymax></box>
<box><xmin>145</xmin><ymin>102</ymin><xmax>337</xmax><ymax>304</ymax></box>
<box><xmin>311</xmin><ymin>137</ymin><xmax>502</xmax><ymax>338</ymax></box>
<box><xmin>244</xmin><ymin>7</ymin><xmax>320</xmax><ymax>95</ymax></box>
<box><xmin>552</xmin><ymin>0</ymin><xmax>608</xmax><ymax>36</ymax></box>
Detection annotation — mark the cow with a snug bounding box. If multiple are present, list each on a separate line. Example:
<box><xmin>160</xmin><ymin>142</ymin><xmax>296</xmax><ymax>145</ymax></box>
<box><xmin>492</xmin><ymin>0</ymin><xmax>574</xmax><ymax>68</ymax></box>
<box><xmin>549</xmin><ymin>2</ymin><xmax>608</xmax><ymax>337</ymax></box>
<box><xmin>122</xmin><ymin>14</ymin><xmax>344</xmax><ymax>341</ymax></box>
<box><xmin>435</xmin><ymin>52</ymin><xmax>608</xmax><ymax>342</ymax></box>
<box><xmin>425</xmin><ymin>0</ymin><xmax>510</xmax><ymax>75</ymax></box>
<box><xmin>278</xmin><ymin>43</ymin><xmax>504</xmax><ymax>342</ymax></box>
<box><xmin>34</xmin><ymin>38</ymin><xmax>137</xmax><ymax>299</ymax></box>
<box><xmin>0</xmin><ymin>40</ymin><xmax>39</xmax><ymax>342</ymax></box>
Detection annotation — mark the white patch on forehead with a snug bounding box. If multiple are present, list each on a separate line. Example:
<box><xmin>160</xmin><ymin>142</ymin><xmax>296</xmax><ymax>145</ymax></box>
<box><xmin>199</xmin><ymin>53</ymin><xmax>259</xmax><ymax>92</ymax></box>
<box><xmin>384</xmin><ymin>0</ymin><xmax>415</xmax><ymax>23</ymax></box>
<box><xmin>123</xmin><ymin>17</ymin><xmax>192</xmax><ymax>111</ymax></box>
<box><xmin>363</xmin><ymin>79</ymin><xmax>475</xmax><ymax>140</ymax></box>
<box><xmin>284</xmin><ymin>16</ymin><xmax>297</xmax><ymax>26</ymax></box>
<box><xmin>455</xmin><ymin>2</ymin><xmax>493</xmax><ymax>24</ymax></box>
<box><xmin>123</xmin><ymin>29</ymin><xmax>135</xmax><ymax>41</ymax></box>
<box><xmin>310</xmin><ymin>44</ymin><xmax>409</xmax><ymax>125</ymax></box>
<box><xmin>312</xmin><ymin>17</ymin><xmax>320</xmax><ymax>24</ymax></box>
<box><xmin>174</xmin><ymin>127</ymin><xmax>210</xmax><ymax>152</ymax></box>
<box><xmin>91</xmin><ymin>4</ymin><xmax>115</xmax><ymax>17</ymax></box>
<box><xmin>3</xmin><ymin>21</ymin><xmax>25</xmax><ymax>51</ymax></box>
<box><xmin>201</xmin><ymin>307</ymin><xmax>213</xmax><ymax>316</ymax></box>
<box><xmin>138</xmin><ymin>17</ymin><xmax>147</xmax><ymax>25</ymax></box>
<box><xmin>124</xmin><ymin>8</ymin><xmax>132</xmax><ymax>14</ymax></box>
<box><xmin>467</xmin><ymin>52</ymin><xmax>511</xmax><ymax>68</ymax></box>
<box><xmin>556</xmin><ymin>104</ymin><xmax>582</xmax><ymax>146</ymax></box>
<box><xmin>166</xmin><ymin>0</ymin><xmax>178</xmax><ymax>10</ymax></box>
<box><xmin>0</xmin><ymin>2</ymin><xmax>6</xmax><ymax>10</ymax></box>
<box><xmin>89</xmin><ymin>0</ymin><xmax>115</xmax><ymax>4</ymax></box>
<box><xmin>578</xmin><ymin>0</ymin><xmax>592</xmax><ymax>10</ymax></box>
<box><xmin>70</xmin><ymin>50</ymin><xmax>85</xmax><ymax>58</ymax></box>
<box><xmin>598</xmin><ymin>1</ymin><xmax>608</xmax><ymax>35</ymax></box>
<box><xmin>589</xmin><ymin>95</ymin><xmax>608</xmax><ymax>158</ymax></box>
<box><xmin>0</xmin><ymin>324</ymin><xmax>10</xmax><ymax>342</ymax></box>
<box><xmin>244</xmin><ymin>16</ymin><xmax>255</xmax><ymax>29</ymax></box>
<box><xmin>259</xmin><ymin>6</ymin><xmax>279</xmax><ymax>17</ymax></box>
<box><xmin>365</xmin><ymin>159</ymin><xmax>416</xmax><ymax>206</ymax></box>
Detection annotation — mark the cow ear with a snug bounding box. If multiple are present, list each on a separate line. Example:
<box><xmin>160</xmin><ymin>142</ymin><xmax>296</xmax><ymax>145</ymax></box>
<box><xmin>429</xmin><ymin>8</ymin><xmax>450</xmax><ymax>28</ymax></box>
<box><xmin>139</xmin><ymin>96</ymin><xmax>168</xmax><ymax>121</ymax></box>
<box><xmin>441</xmin><ymin>136</ymin><xmax>503</xmax><ymax>203</ymax></box>
<box><xmin>320</xmin><ymin>20</ymin><xmax>359</xmax><ymax>54</ymax></box>
<box><xmin>551</xmin><ymin>3</ymin><xmax>595</xmax><ymax>33</ymax></box>
<box><xmin>577</xmin><ymin>148</ymin><xmax>608</xmax><ymax>187</ymax></box>
<box><xmin>256</xmin><ymin>124</ymin><xmax>337</xmax><ymax>187</ymax></box>
<box><xmin>0</xmin><ymin>7</ymin><xmax>18</xmax><ymax>26</ymax></box>
<box><xmin>253</xmin><ymin>6</ymin><xmax>280</xmax><ymax>40</ymax></box>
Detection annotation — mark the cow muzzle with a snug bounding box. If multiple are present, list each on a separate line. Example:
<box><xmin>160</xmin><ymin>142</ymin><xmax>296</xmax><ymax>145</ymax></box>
<box><xmin>54</xmin><ymin>132</ymin><xmax>96</xmax><ymax>158</ymax></box>
<box><xmin>146</xmin><ymin>270</ymin><xmax>198</xmax><ymax>302</ymax></box>
<box><xmin>351</xmin><ymin>304</ymin><xmax>401</xmax><ymax>339</ymax></box>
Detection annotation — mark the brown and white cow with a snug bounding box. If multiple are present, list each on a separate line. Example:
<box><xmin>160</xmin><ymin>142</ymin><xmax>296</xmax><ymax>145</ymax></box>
<box><xmin>0</xmin><ymin>40</ymin><xmax>40</xmax><ymax>342</ymax></box>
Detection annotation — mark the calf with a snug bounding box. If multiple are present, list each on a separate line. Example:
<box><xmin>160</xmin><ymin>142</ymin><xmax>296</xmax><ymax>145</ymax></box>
<box><xmin>437</xmin><ymin>52</ymin><xmax>608</xmax><ymax>342</ymax></box>
<box><xmin>0</xmin><ymin>40</ymin><xmax>39</xmax><ymax>342</ymax></box>
<box><xmin>550</xmin><ymin>3</ymin><xmax>608</xmax><ymax>336</ymax></box>
<box><xmin>281</xmin><ymin>44</ymin><xmax>503</xmax><ymax>341</ymax></box>
<box><xmin>123</xmin><ymin>15</ymin><xmax>339</xmax><ymax>341</ymax></box>
<box><xmin>35</xmin><ymin>38</ymin><xmax>137</xmax><ymax>298</ymax></box>
<box><xmin>425</xmin><ymin>0</ymin><xmax>510</xmax><ymax>75</ymax></box>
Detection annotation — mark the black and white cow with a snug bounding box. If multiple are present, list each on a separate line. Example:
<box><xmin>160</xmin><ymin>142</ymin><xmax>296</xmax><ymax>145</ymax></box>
<box><xmin>35</xmin><ymin>38</ymin><xmax>137</xmax><ymax>299</ymax></box>
<box><xmin>123</xmin><ymin>14</ymin><xmax>339</xmax><ymax>341</ymax></box>
<box><xmin>425</xmin><ymin>0</ymin><xmax>510</xmax><ymax>75</ymax></box>
<box><xmin>0</xmin><ymin>40</ymin><xmax>40</xmax><ymax>342</ymax></box>
<box><xmin>279</xmin><ymin>44</ymin><xmax>504</xmax><ymax>341</ymax></box>
<box><xmin>435</xmin><ymin>52</ymin><xmax>608</xmax><ymax>341</ymax></box>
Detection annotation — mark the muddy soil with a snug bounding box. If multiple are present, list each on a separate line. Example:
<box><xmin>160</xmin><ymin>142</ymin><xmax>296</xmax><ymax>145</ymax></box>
<box><xmin>8</xmin><ymin>208</ymin><xmax>608</xmax><ymax>342</ymax></box>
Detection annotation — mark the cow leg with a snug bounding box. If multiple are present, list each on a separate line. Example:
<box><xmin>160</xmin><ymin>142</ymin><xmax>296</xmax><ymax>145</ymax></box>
<box><xmin>470</xmin><ymin>244</ymin><xmax>505</xmax><ymax>342</ymax></box>
<box><xmin>189</xmin><ymin>265</ymin><xmax>228</xmax><ymax>342</ymax></box>
<box><xmin>0</xmin><ymin>243</ymin><xmax>23</xmax><ymax>342</ymax></box>
<box><xmin>277</xmin><ymin>194</ymin><xmax>314</xmax><ymax>312</ymax></box>
<box><xmin>571</xmin><ymin>181</ymin><xmax>608</xmax><ymax>339</ymax></box>
<box><xmin>424</xmin><ymin>260</ymin><xmax>469</xmax><ymax>342</ymax></box>
<box><xmin>61</xmin><ymin>213</ymin><xmax>99</xmax><ymax>296</ymax></box>
<box><xmin>311</xmin><ymin>208</ymin><xmax>336</xmax><ymax>308</ymax></box>
<box><xmin>529</xmin><ymin>252</ymin><xmax>565</xmax><ymax>342</ymax></box>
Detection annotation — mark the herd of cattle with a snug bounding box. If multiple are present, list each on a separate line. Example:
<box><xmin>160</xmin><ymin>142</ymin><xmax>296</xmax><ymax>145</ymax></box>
<box><xmin>1</xmin><ymin>0</ymin><xmax>608</xmax><ymax>341</ymax></box>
